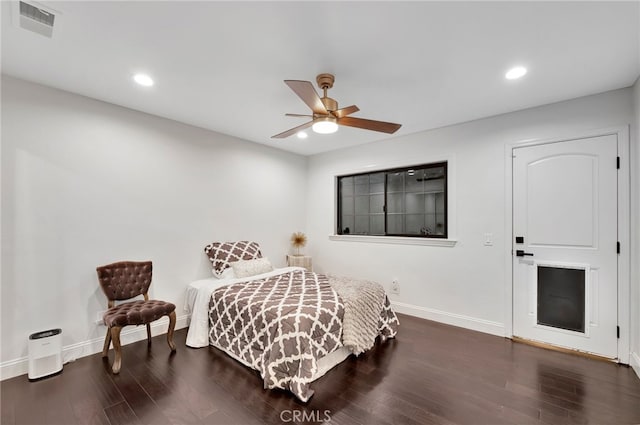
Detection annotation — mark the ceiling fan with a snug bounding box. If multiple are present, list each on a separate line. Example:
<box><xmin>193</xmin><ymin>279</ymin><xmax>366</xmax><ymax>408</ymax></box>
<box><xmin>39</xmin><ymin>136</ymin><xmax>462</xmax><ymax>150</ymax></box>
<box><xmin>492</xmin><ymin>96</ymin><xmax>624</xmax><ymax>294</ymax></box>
<box><xmin>272</xmin><ymin>73</ymin><xmax>402</xmax><ymax>139</ymax></box>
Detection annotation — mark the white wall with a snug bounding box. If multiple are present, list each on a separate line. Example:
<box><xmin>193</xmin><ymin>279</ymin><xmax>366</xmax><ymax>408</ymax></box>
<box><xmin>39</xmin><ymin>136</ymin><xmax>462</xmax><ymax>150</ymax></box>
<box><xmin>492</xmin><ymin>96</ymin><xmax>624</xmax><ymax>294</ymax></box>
<box><xmin>0</xmin><ymin>76</ymin><xmax>307</xmax><ymax>377</ymax></box>
<box><xmin>307</xmin><ymin>88</ymin><xmax>635</xmax><ymax>341</ymax></box>
<box><xmin>3</xmin><ymin>74</ymin><xmax>637</xmax><ymax>380</ymax></box>
<box><xmin>632</xmin><ymin>77</ymin><xmax>640</xmax><ymax>377</ymax></box>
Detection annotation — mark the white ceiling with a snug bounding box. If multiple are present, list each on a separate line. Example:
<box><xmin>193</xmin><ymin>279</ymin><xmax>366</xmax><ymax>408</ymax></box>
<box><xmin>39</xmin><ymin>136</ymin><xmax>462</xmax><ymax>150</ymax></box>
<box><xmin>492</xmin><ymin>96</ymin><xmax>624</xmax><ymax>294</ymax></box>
<box><xmin>2</xmin><ymin>1</ymin><xmax>639</xmax><ymax>156</ymax></box>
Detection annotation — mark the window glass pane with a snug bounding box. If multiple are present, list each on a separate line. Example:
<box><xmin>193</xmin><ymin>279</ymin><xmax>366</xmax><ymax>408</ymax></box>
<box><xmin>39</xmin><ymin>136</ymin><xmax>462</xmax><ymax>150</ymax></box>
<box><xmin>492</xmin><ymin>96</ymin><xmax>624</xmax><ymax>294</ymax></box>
<box><xmin>434</xmin><ymin>215</ymin><xmax>445</xmax><ymax>235</ymax></box>
<box><xmin>369</xmin><ymin>173</ymin><xmax>384</xmax><ymax>184</ymax></box>
<box><xmin>405</xmin><ymin>170</ymin><xmax>423</xmax><ymax>192</ymax></box>
<box><xmin>387</xmin><ymin>193</ymin><xmax>403</xmax><ymax>214</ymax></box>
<box><xmin>354</xmin><ymin>175</ymin><xmax>369</xmax><ymax>185</ymax></box>
<box><xmin>355</xmin><ymin>196</ymin><xmax>369</xmax><ymax>214</ymax></box>
<box><xmin>425</xmin><ymin>193</ymin><xmax>436</xmax><ymax>213</ymax></box>
<box><xmin>424</xmin><ymin>178</ymin><xmax>444</xmax><ymax>193</ymax></box>
<box><xmin>370</xmin><ymin>215</ymin><xmax>384</xmax><ymax>235</ymax></box>
<box><xmin>370</xmin><ymin>182</ymin><xmax>384</xmax><ymax>194</ymax></box>
<box><xmin>387</xmin><ymin>214</ymin><xmax>404</xmax><ymax>234</ymax></box>
<box><xmin>354</xmin><ymin>215</ymin><xmax>369</xmax><ymax>234</ymax></box>
<box><xmin>368</xmin><ymin>173</ymin><xmax>384</xmax><ymax>194</ymax></box>
<box><xmin>387</xmin><ymin>173</ymin><xmax>404</xmax><ymax>192</ymax></box>
<box><xmin>405</xmin><ymin>193</ymin><xmax>424</xmax><ymax>214</ymax></box>
<box><xmin>340</xmin><ymin>177</ymin><xmax>354</xmax><ymax>196</ymax></box>
<box><xmin>435</xmin><ymin>192</ymin><xmax>445</xmax><ymax>213</ymax></box>
<box><xmin>370</xmin><ymin>194</ymin><xmax>384</xmax><ymax>213</ymax></box>
<box><xmin>395</xmin><ymin>164</ymin><xmax>446</xmax><ymax>237</ymax></box>
<box><xmin>341</xmin><ymin>195</ymin><xmax>354</xmax><ymax>215</ymax></box>
<box><xmin>340</xmin><ymin>216</ymin><xmax>354</xmax><ymax>234</ymax></box>
<box><xmin>406</xmin><ymin>214</ymin><xmax>425</xmax><ymax>234</ymax></box>
<box><xmin>355</xmin><ymin>182</ymin><xmax>369</xmax><ymax>195</ymax></box>
<box><xmin>424</xmin><ymin>166</ymin><xmax>445</xmax><ymax>179</ymax></box>
<box><xmin>425</xmin><ymin>213</ymin><xmax>436</xmax><ymax>234</ymax></box>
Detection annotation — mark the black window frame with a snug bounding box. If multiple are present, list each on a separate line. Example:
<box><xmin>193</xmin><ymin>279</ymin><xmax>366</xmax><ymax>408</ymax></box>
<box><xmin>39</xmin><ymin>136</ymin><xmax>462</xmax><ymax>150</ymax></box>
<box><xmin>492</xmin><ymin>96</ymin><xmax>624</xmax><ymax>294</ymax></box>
<box><xmin>337</xmin><ymin>161</ymin><xmax>448</xmax><ymax>238</ymax></box>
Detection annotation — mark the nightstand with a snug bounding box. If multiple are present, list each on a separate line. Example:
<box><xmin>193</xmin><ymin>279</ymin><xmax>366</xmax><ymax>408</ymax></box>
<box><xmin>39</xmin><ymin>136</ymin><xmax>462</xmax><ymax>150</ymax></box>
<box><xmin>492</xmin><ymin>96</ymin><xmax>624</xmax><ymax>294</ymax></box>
<box><xmin>286</xmin><ymin>255</ymin><xmax>312</xmax><ymax>272</ymax></box>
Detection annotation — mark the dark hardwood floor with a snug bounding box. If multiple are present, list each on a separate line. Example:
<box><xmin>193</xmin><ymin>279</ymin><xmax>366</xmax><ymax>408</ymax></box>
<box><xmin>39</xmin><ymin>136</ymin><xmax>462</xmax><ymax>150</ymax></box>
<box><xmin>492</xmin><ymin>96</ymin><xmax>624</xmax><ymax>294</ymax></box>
<box><xmin>2</xmin><ymin>314</ymin><xmax>640</xmax><ymax>425</ymax></box>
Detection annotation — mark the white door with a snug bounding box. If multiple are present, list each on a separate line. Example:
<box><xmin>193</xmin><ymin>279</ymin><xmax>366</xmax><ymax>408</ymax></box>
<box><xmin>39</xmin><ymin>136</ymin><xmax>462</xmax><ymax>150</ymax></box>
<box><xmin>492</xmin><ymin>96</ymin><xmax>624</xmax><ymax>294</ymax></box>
<box><xmin>512</xmin><ymin>135</ymin><xmax>618</xmax><ymax>358</ymax></box>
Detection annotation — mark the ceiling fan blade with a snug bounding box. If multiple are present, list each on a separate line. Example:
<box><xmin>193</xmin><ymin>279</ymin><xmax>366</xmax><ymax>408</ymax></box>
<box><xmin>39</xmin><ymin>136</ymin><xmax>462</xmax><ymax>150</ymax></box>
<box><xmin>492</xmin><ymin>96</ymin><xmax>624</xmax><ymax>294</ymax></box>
<box><xmin>333</xmin><ymin>105</ymin><xmax>359</xmax><ymax>118</ymax></box>
<box><xmin>338</xmin><ymin>116</ymin><xmax>402</xmax><ymax>134</ymax></box>
<box><xmin>285</xmin><ymin>113</ymin><xmax>313</xmax><ymax>118</ymax></box>
<box><xmin>271</xmin><ymin>120</ymin><xmax>315</xmax><ymax>139</ymax></box>
<box><xmin>284</xmin><ymin>80</ymin><xmax>328</xmax><ymax>115</ymax></box>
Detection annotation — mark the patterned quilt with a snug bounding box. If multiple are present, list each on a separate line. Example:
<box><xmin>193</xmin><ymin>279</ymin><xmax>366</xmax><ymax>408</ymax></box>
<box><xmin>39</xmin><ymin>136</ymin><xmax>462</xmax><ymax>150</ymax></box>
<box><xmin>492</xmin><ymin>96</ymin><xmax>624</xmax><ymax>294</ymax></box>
<box><xmin>208</xmin><ymin>269</ymin><xmax>397</xmax><ymax>401</ymax></box>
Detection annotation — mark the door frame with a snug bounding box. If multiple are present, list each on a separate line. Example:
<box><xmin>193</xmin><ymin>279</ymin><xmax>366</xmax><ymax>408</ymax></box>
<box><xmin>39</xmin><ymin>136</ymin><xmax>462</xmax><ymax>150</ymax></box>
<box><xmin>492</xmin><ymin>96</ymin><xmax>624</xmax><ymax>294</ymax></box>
<box><xmin>503</xmin><ymin>126</ymin><xmax>630</xmax><ymax>364</ymax></box>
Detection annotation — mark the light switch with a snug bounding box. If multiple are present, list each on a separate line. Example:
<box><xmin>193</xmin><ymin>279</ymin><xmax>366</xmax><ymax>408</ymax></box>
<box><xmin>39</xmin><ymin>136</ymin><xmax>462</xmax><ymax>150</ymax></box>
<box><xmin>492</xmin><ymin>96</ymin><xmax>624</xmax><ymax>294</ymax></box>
<box><xmin>484</xmin><ymin>233</ymin><xmax>493</xmax><ymax>246</ymax></box>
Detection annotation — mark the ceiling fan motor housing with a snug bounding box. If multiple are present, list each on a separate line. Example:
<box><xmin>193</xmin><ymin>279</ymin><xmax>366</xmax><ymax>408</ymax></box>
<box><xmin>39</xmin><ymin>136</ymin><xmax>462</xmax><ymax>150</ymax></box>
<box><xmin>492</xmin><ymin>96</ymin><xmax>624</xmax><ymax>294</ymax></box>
<box><xmin>321</xmin><ymin>97</ymin><xmax>337</xmax><ymax>112</ymax></box>
<box><xmin>316</xmin><ymin>73</ymin><xmax>337</xmax><ymax>112</ymax></box>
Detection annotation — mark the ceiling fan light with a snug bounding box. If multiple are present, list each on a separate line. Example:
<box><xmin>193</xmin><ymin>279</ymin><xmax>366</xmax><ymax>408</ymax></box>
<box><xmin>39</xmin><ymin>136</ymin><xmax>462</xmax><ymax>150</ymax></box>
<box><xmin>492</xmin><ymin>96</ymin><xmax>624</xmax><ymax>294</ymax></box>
<box><xmin>312</xmin><ymin>118</ymin><xmax>338</xmax><ymax>134</ymax></box>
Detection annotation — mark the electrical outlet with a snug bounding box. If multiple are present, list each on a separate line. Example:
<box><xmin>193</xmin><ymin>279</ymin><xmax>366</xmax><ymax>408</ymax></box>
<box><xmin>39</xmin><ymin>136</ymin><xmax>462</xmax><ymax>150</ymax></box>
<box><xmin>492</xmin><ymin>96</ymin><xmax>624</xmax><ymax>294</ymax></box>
<box><xmin>391</xmin><ymin>279</ymin><xmax>400</xmax><ymax>295</ymax></box>
<box><xmin>95</xmin><ymin>310</ymin><xmax>106</xmax><ymax>325</ymax></box>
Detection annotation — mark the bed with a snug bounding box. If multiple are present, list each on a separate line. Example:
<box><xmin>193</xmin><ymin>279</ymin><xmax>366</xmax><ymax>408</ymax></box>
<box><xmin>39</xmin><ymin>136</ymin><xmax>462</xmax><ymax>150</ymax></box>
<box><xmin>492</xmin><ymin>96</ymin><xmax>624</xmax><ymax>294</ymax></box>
<box><xmin>185</xmin><ymin>241</ymin><xmax>399</xmax><ymax>401</ymax></box>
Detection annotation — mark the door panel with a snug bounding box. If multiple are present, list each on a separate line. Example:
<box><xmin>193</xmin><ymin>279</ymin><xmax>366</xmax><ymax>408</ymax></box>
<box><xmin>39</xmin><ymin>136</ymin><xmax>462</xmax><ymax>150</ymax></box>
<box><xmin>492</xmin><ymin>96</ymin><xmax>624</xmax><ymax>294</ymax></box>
<box><xmin>527</xmin><ymin>155</ymin><xmax>596</xmax><ymax>248</ymax></box>
<box><xmin>513</xmin><ymin>135</ymin><xmax>617</xmax><ymax>358</ymax></box>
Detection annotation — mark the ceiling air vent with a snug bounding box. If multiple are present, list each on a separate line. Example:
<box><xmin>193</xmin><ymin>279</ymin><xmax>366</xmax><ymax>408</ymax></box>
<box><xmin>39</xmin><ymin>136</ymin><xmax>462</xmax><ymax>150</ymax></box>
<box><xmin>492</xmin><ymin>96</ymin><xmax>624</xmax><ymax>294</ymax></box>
<box><xmin>18</xmin><ymin>1</ymin><xmax>55</xmax><ymax>37</ymax></box>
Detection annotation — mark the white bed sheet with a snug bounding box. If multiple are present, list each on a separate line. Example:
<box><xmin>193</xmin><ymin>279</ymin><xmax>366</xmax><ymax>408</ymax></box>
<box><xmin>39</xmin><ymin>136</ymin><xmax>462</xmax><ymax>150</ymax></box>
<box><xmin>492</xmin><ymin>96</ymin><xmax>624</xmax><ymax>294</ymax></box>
<box><xmin>184</xmin><ymin>266</ymin><xmax>304</xmax><ymax>348</ymax></box>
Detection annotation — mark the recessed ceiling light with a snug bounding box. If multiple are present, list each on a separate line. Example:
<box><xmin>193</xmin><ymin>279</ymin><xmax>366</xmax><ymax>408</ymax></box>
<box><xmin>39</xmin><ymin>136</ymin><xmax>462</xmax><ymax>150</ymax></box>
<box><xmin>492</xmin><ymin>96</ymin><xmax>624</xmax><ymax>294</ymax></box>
<box><xmin>505</xmin><ymin>66</ymin><xmax>527</xmax><ymax>80</ymax></box>
<box><xmin>133</xmin><ymin>73</ymin><xmax>154</xmax><ymax>87</ymax></box>
<box><xmin>297</xmin><ymin>131</ymin><xmax>308</xmax><ymax>139</ymax></box>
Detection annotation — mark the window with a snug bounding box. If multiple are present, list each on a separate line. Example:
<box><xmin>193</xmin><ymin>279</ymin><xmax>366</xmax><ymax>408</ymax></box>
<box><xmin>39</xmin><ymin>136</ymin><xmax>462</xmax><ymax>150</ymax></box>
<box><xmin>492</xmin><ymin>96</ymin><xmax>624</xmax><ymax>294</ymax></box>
<box><xmin>337</xmin><ymin>162</ymin><xmax>447</xmax><ymax>238</ymax></box>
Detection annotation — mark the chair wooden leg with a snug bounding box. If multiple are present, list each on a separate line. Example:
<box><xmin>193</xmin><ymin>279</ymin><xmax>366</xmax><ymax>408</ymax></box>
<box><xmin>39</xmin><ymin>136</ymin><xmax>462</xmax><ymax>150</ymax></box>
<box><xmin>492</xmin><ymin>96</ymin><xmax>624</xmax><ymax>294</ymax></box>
<box><xmin>146</xmin><ymin>323</ymin><xmax>152</xmax><ymax>346</ymax></box>
<box><xmin>110</xmin><ymin>326</ymin><xmax>123</xmax><ymax>374</ymax></box>
<box><xmin>167</xmin><ymin>311</ymin><xmax>177</xmax><ymax>352</ymax></box>
<box><xmin>102</xmin><ymin>328</ymin><xmax>112</xmax><ymax>358</ymax></box>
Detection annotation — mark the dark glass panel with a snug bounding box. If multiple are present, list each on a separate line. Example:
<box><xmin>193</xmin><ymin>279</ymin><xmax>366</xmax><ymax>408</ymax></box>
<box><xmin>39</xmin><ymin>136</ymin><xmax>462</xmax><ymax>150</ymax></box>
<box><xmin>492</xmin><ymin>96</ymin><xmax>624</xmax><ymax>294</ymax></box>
<box><xmin>537</xmin><ymin>266</ymin><xmax>585</xmax><ymax>333</ymax></box>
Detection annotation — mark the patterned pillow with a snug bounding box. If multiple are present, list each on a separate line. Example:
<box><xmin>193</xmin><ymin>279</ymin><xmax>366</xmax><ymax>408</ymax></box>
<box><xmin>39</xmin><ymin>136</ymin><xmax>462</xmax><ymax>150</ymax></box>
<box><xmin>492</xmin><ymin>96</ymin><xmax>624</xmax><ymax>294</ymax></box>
<box><xmin>204</xmin><ymin>241</ymin><xmax>262</xmax><ymax>277</ymax></box>
<box><xmin>231</xmin><ymin>257</ymin><xmax>273</xmax><ymax>279</ymax></box>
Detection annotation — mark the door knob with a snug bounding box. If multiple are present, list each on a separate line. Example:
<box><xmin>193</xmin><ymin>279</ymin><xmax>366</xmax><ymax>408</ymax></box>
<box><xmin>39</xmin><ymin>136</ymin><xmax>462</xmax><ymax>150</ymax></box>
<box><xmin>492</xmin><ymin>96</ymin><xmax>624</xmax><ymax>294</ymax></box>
<box><xmin>516</xmin><ymin>250</ymin><xmax>534</xmax><ymax>257</ymax></box>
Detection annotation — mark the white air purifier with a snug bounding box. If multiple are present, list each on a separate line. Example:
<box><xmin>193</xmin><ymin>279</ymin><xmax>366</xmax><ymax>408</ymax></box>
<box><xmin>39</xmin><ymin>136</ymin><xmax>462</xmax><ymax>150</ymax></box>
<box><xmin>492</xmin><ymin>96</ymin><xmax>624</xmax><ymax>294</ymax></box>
<box><xmin>28</xmin><ymin>328</ymin><xmax>63</xmax><ymax>380</ymax></box>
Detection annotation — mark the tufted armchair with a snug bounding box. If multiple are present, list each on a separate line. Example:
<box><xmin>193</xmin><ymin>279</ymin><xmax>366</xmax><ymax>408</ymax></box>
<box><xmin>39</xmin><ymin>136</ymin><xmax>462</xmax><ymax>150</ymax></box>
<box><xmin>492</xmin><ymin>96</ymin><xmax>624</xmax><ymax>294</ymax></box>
<box><xmin>96</xmin><ymin>261</ymin><xmax>176</xmax><ymax>374</ymax></box>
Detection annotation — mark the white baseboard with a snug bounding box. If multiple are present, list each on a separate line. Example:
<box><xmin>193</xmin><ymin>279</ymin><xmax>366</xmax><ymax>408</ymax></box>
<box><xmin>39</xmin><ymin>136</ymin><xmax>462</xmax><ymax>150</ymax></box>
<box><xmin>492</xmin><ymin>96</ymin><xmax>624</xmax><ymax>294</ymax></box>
<box><xmin>631</xmin><ymin>351</ymin><xmax>640</xmax><ymax>380</ymax></box>
<box><xmin>391</xmin><ymin>301</ymin><xmax>505</xmax><ymax>337</ymax></box>
<box><xmin>0</xmin><ymin>314</ymin><xmax>190</xmax><ymax>381</ymax></box>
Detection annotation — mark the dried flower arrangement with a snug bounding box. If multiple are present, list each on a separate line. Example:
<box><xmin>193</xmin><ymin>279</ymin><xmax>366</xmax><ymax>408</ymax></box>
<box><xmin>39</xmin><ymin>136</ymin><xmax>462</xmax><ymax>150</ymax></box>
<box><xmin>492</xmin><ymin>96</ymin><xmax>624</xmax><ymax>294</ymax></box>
<box><xmin>290</xmin><ymin>232</ymin><xmax>307</xmax><ymax>256</ymax></box>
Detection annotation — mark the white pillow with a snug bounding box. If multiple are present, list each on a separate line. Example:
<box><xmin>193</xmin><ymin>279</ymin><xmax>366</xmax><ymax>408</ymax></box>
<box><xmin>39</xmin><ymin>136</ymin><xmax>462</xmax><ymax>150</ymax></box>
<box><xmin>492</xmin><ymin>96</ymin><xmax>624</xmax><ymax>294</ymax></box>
<box><xmin>231</xmin><ymin>257</ymin><xmax>273</xmax><ymax>278</ymax></box>
<box><xmin>213</xmin><ymin>267</ymin><xmax>236</xmax><ymax>279</ymax></box>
